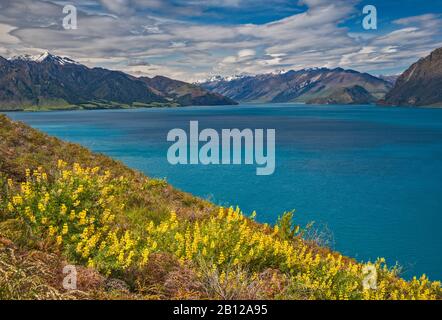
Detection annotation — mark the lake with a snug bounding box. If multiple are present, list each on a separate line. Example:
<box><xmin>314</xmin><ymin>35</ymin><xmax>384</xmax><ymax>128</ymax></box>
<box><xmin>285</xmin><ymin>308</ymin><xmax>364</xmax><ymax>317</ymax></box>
<box><xmin>5</xmin><ymin>103</ymin><xmax>442</xmax><ymax>280</ymax></box>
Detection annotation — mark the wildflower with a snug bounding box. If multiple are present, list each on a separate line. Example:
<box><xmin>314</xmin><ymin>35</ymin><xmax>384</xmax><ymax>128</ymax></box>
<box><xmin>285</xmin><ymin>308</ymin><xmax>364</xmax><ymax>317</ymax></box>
<box><xmin>62</xmin><ymin>223</ymin><xmax>69</xmax><ymax>235</ymax></box>
<box><xmin>78</xmin><ymin>210</ymin><xmax>87</xmax><ymax>225</ymax></box>
<box><xmin>273</xmin><ymin>225</ymin><xmax>279</xmax><ymax>235</ymax></box>
<box><xmin>12</xmin><ymin>195</ymin><xmax>23</xmax><ymax>206</ymax></box>
<box><xmin>141</xmin><ymin>248</ymin><xmax>150</xmax><ymax>266</ymax></box>
<box><xmin>38</xmin><ymin>202</ymin><xmax>46</xmax><ymax>212</ymax></box>
<box><xmin>220</xmin><ymin>271</ymin><xmax>226</xmax><ymax>284</ymax></box>
<box><xmin>218</xmin><ymin>252</ymin><xmax>225</xmax><ymax>265</ymax></box>
<box><xmin>99</xmin><ymin>241</ymin><xmax>107</xmax><ymax>251</ymax></box>
<box><xmin>49</xmin><ymin>226</ymin><xmax>56</xmax><ymax>236</ymax></box>
<box><xmin>57</xmin><ymin>159</ymin><xmax>66</xmax><ymax>169</ymax></box>
<box><xmin>218</xmin><ymin>207</ymin><xmax>224</xmax><ymax>219</ymax></box>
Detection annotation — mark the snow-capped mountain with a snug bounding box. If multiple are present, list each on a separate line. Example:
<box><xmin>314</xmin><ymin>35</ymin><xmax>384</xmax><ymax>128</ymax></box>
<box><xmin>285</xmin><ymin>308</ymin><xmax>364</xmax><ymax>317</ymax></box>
<box><xmin>8</xmin><ymin>51</ymin><xmax>79</xmax><ymax>65</ymax></box>
<box><xmin>0</xmin><ymin>52</ymin><xmax>236</xmax><ymax>110</ymax></box>
<box><xmin>200</xmin><ymin>68</ymin><xmax>393</xmax><ymax>104</ymax></box>
<box><xmin>197</xmin><ymin>73</ymin><xmax>251</xmax><ymax>84</ymax></box>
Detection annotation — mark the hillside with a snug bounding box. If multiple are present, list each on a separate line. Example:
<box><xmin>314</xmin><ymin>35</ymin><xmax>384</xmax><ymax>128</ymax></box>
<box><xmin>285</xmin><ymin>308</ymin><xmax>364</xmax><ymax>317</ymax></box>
<box><xmin>200</xmin><ymin>68</ymin><xmax>392</xmax><ymax>105</ymax></box>
<box><xmin>140</xmin><ymin>76</ymin><xmax>237</xmax><ymax>106</ymax></box>
<box><xmin>383</xmin><ymin>47</ymin><xmax>442</xmax><ymax>107</ymax></box>
<box><xmin>0</xmin><ymin>52</ymin><xmax>236</xmax><ymax>111</ymax></box>
<box><xmin>0</xmin><ymin>114</ymin><xmax>441</xmax><ymax>300</ymax></box>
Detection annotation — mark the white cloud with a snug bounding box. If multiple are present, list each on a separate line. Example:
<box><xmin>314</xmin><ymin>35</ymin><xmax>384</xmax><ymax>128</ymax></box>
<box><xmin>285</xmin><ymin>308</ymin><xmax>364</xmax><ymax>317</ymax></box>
<box><xmin>0</xmin><ymin>0</ymin><xmax>441</xmax><ymax>81</ymax></box>
<box><xmin>237</xmin><ymin>49</ymin><xmax>255</xmax><ymax>58</ymax></box>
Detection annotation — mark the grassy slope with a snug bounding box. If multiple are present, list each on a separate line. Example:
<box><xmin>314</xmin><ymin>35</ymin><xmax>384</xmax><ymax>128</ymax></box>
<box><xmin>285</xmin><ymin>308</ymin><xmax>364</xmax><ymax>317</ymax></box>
<box><xmin>0</xmin><ymin>114</ymin><xmax>440</xmax><ymax>300</ymax></box>
<box><xmin>0</xmin><ymin>100</ymin><xmax>179</xmax><ymax>112</ymax></box>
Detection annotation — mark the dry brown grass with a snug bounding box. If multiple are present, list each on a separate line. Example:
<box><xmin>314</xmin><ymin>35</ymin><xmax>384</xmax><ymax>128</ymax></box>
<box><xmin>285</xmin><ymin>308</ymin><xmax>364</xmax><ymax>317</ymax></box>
<box><xmin>0</xmin><ymin>236</ymin><xmax>82</xmax><ymax>300</ymax></box>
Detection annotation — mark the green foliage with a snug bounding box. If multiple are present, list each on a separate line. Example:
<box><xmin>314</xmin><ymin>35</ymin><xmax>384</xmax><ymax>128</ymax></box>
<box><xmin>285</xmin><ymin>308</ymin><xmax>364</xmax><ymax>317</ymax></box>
<box><xmin>276</xmin><ymin>211</ymin><xmax>299</xmax><ymax>241</ymax></box>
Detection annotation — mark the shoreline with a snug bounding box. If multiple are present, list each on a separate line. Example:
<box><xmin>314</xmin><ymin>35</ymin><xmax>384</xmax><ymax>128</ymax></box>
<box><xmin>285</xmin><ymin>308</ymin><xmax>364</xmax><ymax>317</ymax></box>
<box><xmin>2</xmin><ymin>101</ymin><xmax>442</xmax><ymax>114</ymax></box>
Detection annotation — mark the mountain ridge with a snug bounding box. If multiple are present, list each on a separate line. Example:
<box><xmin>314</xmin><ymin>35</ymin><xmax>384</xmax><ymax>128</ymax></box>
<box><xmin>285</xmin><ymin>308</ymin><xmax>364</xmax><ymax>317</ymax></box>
<box><xmin>140</xmin><ymin>75</ymin><xmax>237</xmax><ymax>106</ymax></box>
<box><xmin>383</xmin><ymin>47</ymin><xmax>442</xmax><ymax>107</ymax></box>
<box><xmin>0</xmin><ymin>52</ymin><xmax>237</xmax><ymax>111</ymax></box>
<box><xmin>200</xmin><ymin>67</ymin><xmax>393</xmax><ymax>105</ymax></box>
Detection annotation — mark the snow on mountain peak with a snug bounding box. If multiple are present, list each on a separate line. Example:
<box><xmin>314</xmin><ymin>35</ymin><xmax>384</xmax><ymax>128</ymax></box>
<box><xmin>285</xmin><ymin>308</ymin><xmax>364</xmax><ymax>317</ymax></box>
<box><xmin>8</xmin><ymin>52</ymin><xmax>79</xmax><ymax>65</ymax></box>
<box><xmin>198</xmin><ymin>73</ymin><xmax>251</xmax><ymax>83</ymax></box>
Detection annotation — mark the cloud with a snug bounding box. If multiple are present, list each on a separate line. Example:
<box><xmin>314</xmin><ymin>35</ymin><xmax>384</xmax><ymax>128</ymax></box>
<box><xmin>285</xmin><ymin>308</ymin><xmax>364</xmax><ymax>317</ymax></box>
<box><xmin>338</xmin><ymin>14</ymin><xmax>442</xmax><ymax>73</ymax></box>
<box><xmin>0</xmin><ymin>0</ymin><xmax>441</xmax><ymax>81</ymax></box>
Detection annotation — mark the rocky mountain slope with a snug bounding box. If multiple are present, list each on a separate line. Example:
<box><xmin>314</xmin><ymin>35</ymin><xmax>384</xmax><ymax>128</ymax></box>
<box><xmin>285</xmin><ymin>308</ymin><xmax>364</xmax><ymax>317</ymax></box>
<box><xmin>201</xmin><ymin>68</ymin><xmax>392</xmax><ymax>105</ymax></box>
<box><xmin>0</xmin><ymin>52</ymin><xmax>236</xmax><ymax>111</ymax></box>
<box><xmin>383</xmin><ymin>47</ymin><xmax>442</xmax><ymax>107</ymax></box>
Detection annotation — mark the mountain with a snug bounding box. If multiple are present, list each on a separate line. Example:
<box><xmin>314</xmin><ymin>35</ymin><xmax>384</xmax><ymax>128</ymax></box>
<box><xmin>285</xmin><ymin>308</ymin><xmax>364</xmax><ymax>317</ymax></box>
<box><xmin>140</xmin><ymin>75</ymin><xmax>237</xmax><ymax>106</ymax></box>
<box><xmin>383</xmin><ymin>47</ymin><xmax>442</xmax><ymax>107</ymax></box>
<box><xmin>0</xmin><ymin>52</ymin><xmax>236</xmax><ymax>111</ymax></box>
<box><xmin>200</xmin><ymin>68</ymin><xmax>392</xmax><ymax>105</ymax></box>
<box><xmin>378</xmin><ymin>74</ymin><xmax>399</xmax><ymax>85</ymax></box>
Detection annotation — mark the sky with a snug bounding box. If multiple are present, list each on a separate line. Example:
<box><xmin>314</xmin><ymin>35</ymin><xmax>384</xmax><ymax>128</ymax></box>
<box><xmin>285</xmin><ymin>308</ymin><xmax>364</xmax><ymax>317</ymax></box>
<box><xmin>0</xmin><ymin>0</ymin><xmax>441</xmax><ymax>81</ymax></box>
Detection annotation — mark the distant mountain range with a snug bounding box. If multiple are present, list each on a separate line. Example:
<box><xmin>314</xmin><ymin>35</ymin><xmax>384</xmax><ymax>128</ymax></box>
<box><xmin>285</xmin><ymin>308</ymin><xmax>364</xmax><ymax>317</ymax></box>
<box><xmin>0</xmin><ymin>52</ymin><xmax>236</xmax><ymax>111</ymax></box>
<box><xmin>200</xmin><ymin>68</ymin><xmax>393</xmax><ymax>105</ymax></box>
<box><xmin>383</xmin><ymin>47</ymin><xmax>442</xmax><ymax>107</ymax></box>
<box><xmin>1</xmin><ymin>47</ymin><xmax>441</xmax><ymax>110</ymax></box>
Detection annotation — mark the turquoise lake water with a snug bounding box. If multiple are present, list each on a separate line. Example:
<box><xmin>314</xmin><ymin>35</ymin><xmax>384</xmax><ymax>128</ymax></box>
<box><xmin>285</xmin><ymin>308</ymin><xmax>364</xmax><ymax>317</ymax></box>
<box><xmin>5</xmin><ymin>104</ymin><xmax>442</xmax><ymax>280</ymax></box>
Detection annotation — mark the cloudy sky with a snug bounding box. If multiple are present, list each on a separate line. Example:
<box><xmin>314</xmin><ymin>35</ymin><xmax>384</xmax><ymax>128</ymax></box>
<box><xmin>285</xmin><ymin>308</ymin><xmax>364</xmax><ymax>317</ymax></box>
<box><xmin>0</xmin><ymin>0</ymin><xmax>441</xmax><ymax>81</ymax></box>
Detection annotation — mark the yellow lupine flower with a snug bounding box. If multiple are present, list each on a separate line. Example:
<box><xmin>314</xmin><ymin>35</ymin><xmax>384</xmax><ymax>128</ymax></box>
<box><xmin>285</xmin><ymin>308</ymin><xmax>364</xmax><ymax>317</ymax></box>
<box><xmin>48</xmin><ymin>226</ymin><xmax>57</xmax><ymax>237</ymax></box>
<box><xmin>12</xmin><ymin>195</ymin><xmax>23</xmax><ymax>206</ymax></box>
<box><xmin>87</xmin><ymin>258</ymin><xmax>95</xmax><ymax>268</ymax></box>
<box><xmin>38</xmin><ymin>202</ymin><xmax>45</xmax><ymax>212</ymax></box>
<box><xmin>141</xmin><ymin>248</ymin><xmax>150</xmax><ymax>266</ymax></box>
<box><xmin>218</xmin><ymin>252</ymin><xmax>225</xmax><ymax>265</ymax></box>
